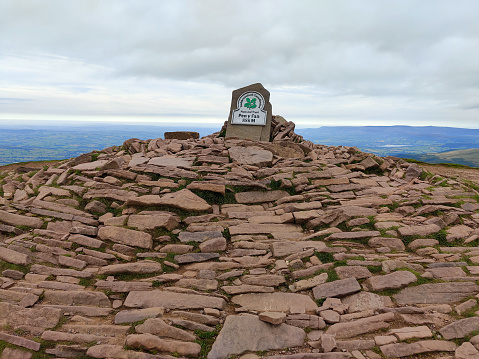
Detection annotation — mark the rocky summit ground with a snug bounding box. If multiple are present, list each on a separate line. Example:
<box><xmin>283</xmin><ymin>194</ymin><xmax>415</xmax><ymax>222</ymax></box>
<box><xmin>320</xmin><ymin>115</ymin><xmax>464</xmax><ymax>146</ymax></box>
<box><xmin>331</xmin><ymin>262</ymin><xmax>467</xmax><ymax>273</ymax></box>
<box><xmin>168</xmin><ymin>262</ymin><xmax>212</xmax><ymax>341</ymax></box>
<box><xmin>1</xmin><ymin>131</ymin><xmax>479</xmax><ymax>359</ymax></box>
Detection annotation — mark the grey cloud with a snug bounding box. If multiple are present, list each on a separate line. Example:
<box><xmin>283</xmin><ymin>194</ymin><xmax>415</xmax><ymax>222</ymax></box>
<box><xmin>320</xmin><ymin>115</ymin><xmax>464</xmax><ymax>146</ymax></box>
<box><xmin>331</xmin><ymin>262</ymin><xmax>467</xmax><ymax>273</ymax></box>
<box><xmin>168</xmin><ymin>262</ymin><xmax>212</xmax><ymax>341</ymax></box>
<box><xmin>1</xmin><ymin>0</ymin><xmax>479</xmax><ymax>127</ymax></box>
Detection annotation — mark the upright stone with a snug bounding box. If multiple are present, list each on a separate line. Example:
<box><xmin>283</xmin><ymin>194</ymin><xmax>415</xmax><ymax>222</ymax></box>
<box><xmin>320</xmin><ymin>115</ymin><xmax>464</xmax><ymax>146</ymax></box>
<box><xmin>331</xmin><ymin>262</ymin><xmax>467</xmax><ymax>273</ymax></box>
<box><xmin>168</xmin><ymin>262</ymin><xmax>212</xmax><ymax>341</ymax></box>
<box><xmin>225</xmin><ymin>83</ymin><xmax>272</xmax><ymax>141</ymax></box>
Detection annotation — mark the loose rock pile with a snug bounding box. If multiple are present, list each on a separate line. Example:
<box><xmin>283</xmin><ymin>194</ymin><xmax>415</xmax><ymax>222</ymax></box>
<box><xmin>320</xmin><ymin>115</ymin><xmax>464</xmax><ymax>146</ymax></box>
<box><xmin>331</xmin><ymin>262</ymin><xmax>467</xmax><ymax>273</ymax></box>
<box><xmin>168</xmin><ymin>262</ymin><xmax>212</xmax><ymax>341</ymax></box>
<box><xmin>1</xmin><ymin>130</ymin><xmax>479</xmax><ymax>359</ymax></box>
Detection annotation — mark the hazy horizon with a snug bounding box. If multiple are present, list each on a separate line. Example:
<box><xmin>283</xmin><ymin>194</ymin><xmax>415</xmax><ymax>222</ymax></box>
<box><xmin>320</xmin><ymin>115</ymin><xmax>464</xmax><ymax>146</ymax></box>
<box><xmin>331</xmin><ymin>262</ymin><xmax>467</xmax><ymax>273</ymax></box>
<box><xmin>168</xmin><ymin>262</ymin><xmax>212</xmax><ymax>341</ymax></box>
<box><xmin>1</xmin><ymin>119</ymin><xmax>479</xmax><ymax>131</ymax></box>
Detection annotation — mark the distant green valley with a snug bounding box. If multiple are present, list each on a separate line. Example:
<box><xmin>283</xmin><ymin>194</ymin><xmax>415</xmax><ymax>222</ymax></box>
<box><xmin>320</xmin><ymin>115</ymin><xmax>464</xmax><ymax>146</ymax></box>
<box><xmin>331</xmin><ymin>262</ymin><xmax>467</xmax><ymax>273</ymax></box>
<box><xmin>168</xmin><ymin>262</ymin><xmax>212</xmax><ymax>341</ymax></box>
<box><xmin>1</xmin><ymin>123</ymin><xmax>478</xmax><ymax>168</ymax></box>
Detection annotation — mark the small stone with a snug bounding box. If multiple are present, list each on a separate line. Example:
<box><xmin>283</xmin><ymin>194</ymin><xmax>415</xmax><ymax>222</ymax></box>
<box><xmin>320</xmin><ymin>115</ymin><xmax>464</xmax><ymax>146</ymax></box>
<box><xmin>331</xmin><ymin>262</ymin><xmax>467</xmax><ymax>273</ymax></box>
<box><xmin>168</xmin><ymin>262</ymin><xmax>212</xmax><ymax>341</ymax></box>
<box><xmin>112</xmin><ymin>300</ymin><xmax>122</xmax><ymax>309</ymax></box>
<box><xmin>375</xmin><ymin>335</ymin><xmax>397</xmax><ymax>346</ymax></box>
<box><xmin>204</xmin><ymin>308</ymin><xmax>220</xmax><ymax>317</ymax></box>
<box><xmin>320</xmin><ymin>309</ymin><xmax>340</xmax><ymax>324</ymax></box>
<box><xmin>456</xmin><ymin>299</ymin><xmax>477</xmax><ymax>315</ymax></box>
<box><xmin>321</xmin><ymin>334</ymin><xmax>337</xmax><ymax>353</ymax></box>
<box><xmin>200</xmin><ymin>237</ymin><xmax>227</xmax><ymax>252</ymax></box>
<box><xmin>455</xmin><ymin>342</ymin><xmax>479</xmax><ymax>359</ymax></box>
<box><xmin>85</xmin><ymin>200</ymin><xmax>107</xmax><ymax>213</ymax></box>
<box><xmin>2</xmin><ymin>269</ymin><xmax>24</xmax><ymax>280</ymax></box>
<box><xmin>259</xmin><ymin>312</ymin><xmax>287</xmax><ymax>325</ymax></box>
<box><xmin>289</xmin><ymin>273</ymin><xmax>328</xmax><ymax>292</ymax></box>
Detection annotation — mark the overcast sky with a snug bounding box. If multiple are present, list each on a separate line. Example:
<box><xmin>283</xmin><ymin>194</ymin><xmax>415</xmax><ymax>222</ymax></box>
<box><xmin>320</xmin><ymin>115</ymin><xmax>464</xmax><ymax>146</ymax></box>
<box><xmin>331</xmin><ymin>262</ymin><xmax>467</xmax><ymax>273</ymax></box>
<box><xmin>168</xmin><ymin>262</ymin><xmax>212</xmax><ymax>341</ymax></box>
<box><xmin>1</xmin><ymin>0</ymin><xmax>479</xmax><ymax>128</ymax></box>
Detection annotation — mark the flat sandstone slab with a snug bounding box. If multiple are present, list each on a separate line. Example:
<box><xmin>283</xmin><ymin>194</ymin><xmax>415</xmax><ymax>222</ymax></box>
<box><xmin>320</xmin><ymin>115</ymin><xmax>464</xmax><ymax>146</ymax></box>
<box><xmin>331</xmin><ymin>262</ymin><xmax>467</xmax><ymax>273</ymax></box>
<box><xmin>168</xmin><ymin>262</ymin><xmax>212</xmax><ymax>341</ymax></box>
<box><xmin>0</xmin><ymin>247</ymin><xmax>30</xmax><ymax>265</ymax></box>
<box><xmin>98</xmin><ymin>226</ymin><xmax>152</xmax><ymax>249</ymax></box>
<box><xmin>124</xmin><ymin>290</ymin><xmax>226</xmax><ymax>310</ymax></box>
<box><xmin>0</xmin><ymin>209</ymin><xmax>44</xmax><ymax>229</ymax></box>
<box><xmin>439</xmin><ymin>317</ymin><xmax>479</xmax><ymax>339</ymax></box>
<box><xmin>363</xmin><ymin>270</ymin><xmax>417</xmax><ymax>291</ymax></box>
<box><xmin>126</xmin><ymin>189</ymin><xmax>212</xmax><ymax>212</ymax></box>
<box><xmin>228</xmin><ymin>146</ymin><xmax>273</xmax><ymax>168</ymax></box>
<box><xmin>313</xmin><ymin>277</ymin><xmax>361</xmax><ymax>299</ymax></box>
<box><xmin>232</xmin><ymin>293</ymin><xmax>317</xmax><ymax>313</ymax></box>
<box><xmin>229</xmin><ymin>223</ymin><xmax>302</xmax><ymax>236</ymax></box>
<box><xmin>394</xmin><ymin>282</ymin><xmax>479</xmax><ymax>305</ymax></box>
<box><xmin>0</xmin><ymin>302</ymin><xmax>62</xmax><ymax>331</ymax></box>
<box><xmin>148</xmin><ymin>155</ymin><xmax>196</xmax><ymax>169</ymax></box>
<box><xmin>235</xmin><ymin>190</ymin><xmax>290</xmax><ymax>204</ymax></box>
<box><xmin>380</xmin><ymin>340</ymin><xmax>456</xmax><ymax>358</ymax></box>
<box><xmin>326</xmin><ymin>312</ymin><xmax>395</xmax><ymax>339</ymax></box>
<box><xmin>208</xmin><ymin>314</ymin><xmax>305</xmax><ymax>359</ymax></box>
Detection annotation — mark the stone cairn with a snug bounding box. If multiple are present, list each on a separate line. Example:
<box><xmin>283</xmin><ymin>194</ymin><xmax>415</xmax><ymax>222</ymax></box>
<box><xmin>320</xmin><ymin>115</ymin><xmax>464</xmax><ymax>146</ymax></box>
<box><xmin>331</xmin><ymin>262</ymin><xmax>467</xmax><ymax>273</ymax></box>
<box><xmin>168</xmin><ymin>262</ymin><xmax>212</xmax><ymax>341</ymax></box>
<box><xmin>1</xmin><ymin>127</ymin><xmax>479</xmax><ymax>359</ymax></box>
<box><xmin>220</xmin><ymin>115</ymin><xmax>314</xmax><ymax>147</ymax></box>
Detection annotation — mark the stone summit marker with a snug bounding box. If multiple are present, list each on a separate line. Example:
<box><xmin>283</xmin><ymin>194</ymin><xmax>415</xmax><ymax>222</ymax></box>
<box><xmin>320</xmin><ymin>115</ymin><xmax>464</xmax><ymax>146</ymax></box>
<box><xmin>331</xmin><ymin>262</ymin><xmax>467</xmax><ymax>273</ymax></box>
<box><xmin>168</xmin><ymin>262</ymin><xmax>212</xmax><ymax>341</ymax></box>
<box><xmin>225</xmin><ymin>83</ymin><xmax>272</xmax><ymax>141</ymax></box>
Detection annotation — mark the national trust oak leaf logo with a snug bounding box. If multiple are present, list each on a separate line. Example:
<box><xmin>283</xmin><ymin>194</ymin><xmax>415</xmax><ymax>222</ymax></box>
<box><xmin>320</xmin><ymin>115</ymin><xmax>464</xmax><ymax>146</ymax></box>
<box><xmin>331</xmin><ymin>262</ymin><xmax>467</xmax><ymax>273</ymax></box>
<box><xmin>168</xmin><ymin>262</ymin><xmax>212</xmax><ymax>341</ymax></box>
<box><xmin>244</xmin><ymin>97</ymin><xmax>257</xmax><ymax>109</ymax></box>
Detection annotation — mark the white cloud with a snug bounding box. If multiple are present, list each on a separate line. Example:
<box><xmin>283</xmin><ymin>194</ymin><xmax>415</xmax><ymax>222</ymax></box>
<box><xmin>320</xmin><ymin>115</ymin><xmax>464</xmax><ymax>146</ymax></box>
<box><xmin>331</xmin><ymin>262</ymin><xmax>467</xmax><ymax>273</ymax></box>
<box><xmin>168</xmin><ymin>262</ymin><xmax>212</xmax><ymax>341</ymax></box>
<box><xmin>0</xmin><ymin>0</ymin><xmax>478</xmax><ymax>128</ymax></box>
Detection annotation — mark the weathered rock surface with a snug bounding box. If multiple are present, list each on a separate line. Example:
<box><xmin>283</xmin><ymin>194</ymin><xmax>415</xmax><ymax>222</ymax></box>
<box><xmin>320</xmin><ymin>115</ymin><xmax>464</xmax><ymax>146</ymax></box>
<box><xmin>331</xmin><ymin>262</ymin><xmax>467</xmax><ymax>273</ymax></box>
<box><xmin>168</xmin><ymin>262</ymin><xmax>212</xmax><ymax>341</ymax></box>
<box><xmin>0</xmin><ymin>302</ymin><xmax>62</xmax><ymax>331</ymax></box>
<box><xmin>0</xmin><ymin>247</ymin><xmax>30</xmax><ymax>265</ymax></box>
<box><xmin>228</xmin><ymin>146</ymin><xmax>273</xmax><ymax>167</ymax></box>
<box><xmin>98</xmin><ymin>226</ymin><xmax>152</xmax><ymax>249</ymax></box>
<box><xmin>394</xmin><ymin>283</ymin><xmax>479</xmax><ymax>304</ymax></box>
<box><xmin>43</xmin><ymin>290</ymin><xmax>111</xmax><ymax>307</ymax></box>
<box><xmin>126</xmin><ymin>189</ymin><xmax>212</xmax><ymax>212</ymax></box>
<box><xmin>127</xmin><ymin>213</ymin><xmax>179</xmax><ymax>231</ymax></box>
<box><xmin>439</xmin><ymin>317</ymin><xmax>479</xmax><ymax>339</ymax></box>
<box><xmin>341</xmin><ymin>292</ymin><xmax>393</xmax><ymax>313</ymax></box>
<box><xmin>313</xmin><ymin>277</ymin><xmax>361</xmax><ymax>299</ymax></box>
<box><xmin>208</xmin><ymin>314</ymin><xmax>305</xmax><ymax>359</ymax></box>
<box><xmin>2</xmin><ymin>124</ymin><xmax>479</xmax><ymax>358</ymax></box>
<box><xmin>232</xmin><ymin>293</ymin><xmax>318</xmax><ymax>313</ymax></box>
<box><xmin>114</xmin><ymin>307</ymin><xmax>165</xmax><ymax>324</ymax></box>
<box><xmin>363</xmin><ymin>270</ymin><xmax>417</xmax><ymax>291</ymax></box>
<box><xmin>126</xmin><ymin>333</ymin><xmax>201</xmax><ymax>356</ymax></box>
<box><xmin>326</xmin><ymin>313</ymin><xmax>395</xmax><ymax>339</ymax></box>
<box><xmin>135</xmin><ymin>318</ymin><xmax>196</xmax><ymax>341</ymax></box>
<box><xmin>124</xmin><ymin>290</ymin><xmax>226</xmax><ymax>310</ymax></box>
<box><xmin>380</xmin><ymin>340</ymin><xmax>457</xmax><ymax>358</ymax></box>
<box><xmin>455</xmin><ymin>342</ymin><xmax>479</xmax><ymax>359</ymax></box>
<box><xmin>235</xmin><ymin>190</ymin><xmax>290</xmax><ymax>204</ymax></box>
